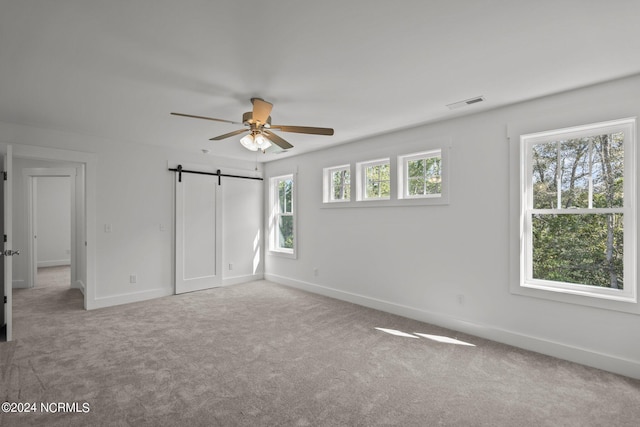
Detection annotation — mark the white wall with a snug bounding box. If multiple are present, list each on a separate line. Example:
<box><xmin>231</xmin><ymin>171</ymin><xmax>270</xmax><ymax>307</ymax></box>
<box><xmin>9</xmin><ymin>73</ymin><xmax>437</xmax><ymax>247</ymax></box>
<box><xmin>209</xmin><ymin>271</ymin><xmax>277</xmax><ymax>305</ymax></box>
<box><xmin>0</xmin><ymin>122</ymin><xmax>263</xmax><ymax>309</ymax></box>
<box><xmin>222</xmin><ymin>177</ymin><xmax>264</xmax><ymax>285</ymax></box>
<box><xmin>263</xmin><ymin>74</ymin><xmax>640</xmax><ymax>379</ymax></box>
<box><xmin>36</xmin><ymin>176</ymin><xmax>71</xmax><ymax>267</ymax></box>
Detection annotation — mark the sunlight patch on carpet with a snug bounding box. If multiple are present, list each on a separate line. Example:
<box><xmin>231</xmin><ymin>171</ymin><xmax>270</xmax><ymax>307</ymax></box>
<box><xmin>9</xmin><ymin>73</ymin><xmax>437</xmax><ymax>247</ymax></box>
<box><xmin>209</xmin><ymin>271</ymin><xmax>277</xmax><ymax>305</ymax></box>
<box><xmin>375</xmin><ymin>328</ymin><xmax>476</xmax><ymax>346</ymax></box>
<box><xmin>414</xmin><ymin>333</ymin><xmax>476</xmax><ymax>347</ymax></box>
<box><xmin>375</xmin><ymin>328</ymin><xmax>419</xmax><ymax>338</ymax></box>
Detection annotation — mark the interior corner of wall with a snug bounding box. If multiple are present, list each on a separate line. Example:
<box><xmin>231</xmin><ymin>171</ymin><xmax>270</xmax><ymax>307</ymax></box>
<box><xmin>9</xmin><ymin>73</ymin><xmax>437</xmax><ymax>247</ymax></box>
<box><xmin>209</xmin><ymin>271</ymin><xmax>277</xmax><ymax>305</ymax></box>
<box><xmin>72</xmin><ymin>280</ymin><xmax>86</xmax><ymax>295</ymax></box>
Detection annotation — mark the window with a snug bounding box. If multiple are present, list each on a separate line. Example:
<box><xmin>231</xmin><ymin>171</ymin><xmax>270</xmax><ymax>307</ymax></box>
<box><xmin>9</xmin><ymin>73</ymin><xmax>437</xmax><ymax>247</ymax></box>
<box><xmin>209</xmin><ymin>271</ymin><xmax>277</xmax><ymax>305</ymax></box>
<box><xmin>521</xmin><ymin>118</ymin><xmax>636</xmax><ymax>302</ymax></box>
<box><xmin>322</xmin><ymin>147</ymin><xmax>449</xmax><ymax>207</ymax></box>
<box><xmin>323</xmin><ymin>165</ymin><xmax>351</xmax><ymax>203</ymax></box>
<box><xmin>269</xmin><ymin>174</ymin><xmax>296</xmax><ymax>256</ymax></box>
<box><xmin>398</xmin><ymin>150</ymin><xmax>442</xmax><ymax>199</ymax></box>
<box><xmin>357</xmin><ymin>158</ymin><xmax>390</xmax><ymax>201</ymax></box>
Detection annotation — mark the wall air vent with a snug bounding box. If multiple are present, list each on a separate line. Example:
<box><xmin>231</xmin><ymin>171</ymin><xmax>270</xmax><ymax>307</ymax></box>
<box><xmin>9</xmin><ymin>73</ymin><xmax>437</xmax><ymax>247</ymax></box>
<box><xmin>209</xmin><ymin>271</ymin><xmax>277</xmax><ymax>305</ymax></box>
<box><xmin>446</xmin><ymin>96</ymin><xmax>485</xmax><ymax>110</ymax></box>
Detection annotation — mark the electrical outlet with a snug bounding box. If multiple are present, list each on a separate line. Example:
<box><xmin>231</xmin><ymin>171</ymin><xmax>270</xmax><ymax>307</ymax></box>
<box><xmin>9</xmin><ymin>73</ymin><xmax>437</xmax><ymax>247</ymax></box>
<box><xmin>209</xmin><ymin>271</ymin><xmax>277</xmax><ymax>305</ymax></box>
<box><xmin>130</xmin><ymin>274</ymin><xmax>137</xmax><ymax>284</ymax></box>
<box><xmin>457</xmin><ymin>294</ymin><xmax>465</xmax><ymax>305</ymax></box>
<box><xmin>104</xmin><ymin>224</ymin><xmax>112</xmax><ymax>233</ymax></box>
<box><xmin>228</xmin><ymin>263</ymin><xmax>233</xmax><ymax>270</ymax></box>
<box><xmin>313</xmin><ymin>268</ymin><xmax>319</xmax><ymax>276</ymax></box>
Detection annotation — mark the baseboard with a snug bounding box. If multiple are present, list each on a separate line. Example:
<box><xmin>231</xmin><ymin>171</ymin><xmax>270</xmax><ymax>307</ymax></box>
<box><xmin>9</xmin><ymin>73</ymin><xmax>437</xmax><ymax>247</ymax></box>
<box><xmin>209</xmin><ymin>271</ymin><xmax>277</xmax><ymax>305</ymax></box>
<box><xmin>223</xmin><ymin>273</ymin><xmax>264</xmax><ymax>287</ymax></box>
<box><xmin>88</xmin><ymin>275</ymin><xmax>264</xmax><ymax>310</ymax></box>
<box><xmin>72</xmin><ymin>280</ymin><xmax>85</xmax><ymax>295</ymax></box>
<box><xmin>265</xmin><ymin>273</ymin><xmax>640</xmax><ymax>380</ymax></box>
<box><xmin>89</xmin><ymin>287</ymin><xmax>173</xmax><ymax>310</ymax></box>
<box><xmin>37</xmin><ymin>260</ymin><xmax>71</xmax><ymax>268</ymax></box>
<box><xmin>12</xmin><ymin>280</ymin><xmax>28</xmax><ymax>289</ymax></box>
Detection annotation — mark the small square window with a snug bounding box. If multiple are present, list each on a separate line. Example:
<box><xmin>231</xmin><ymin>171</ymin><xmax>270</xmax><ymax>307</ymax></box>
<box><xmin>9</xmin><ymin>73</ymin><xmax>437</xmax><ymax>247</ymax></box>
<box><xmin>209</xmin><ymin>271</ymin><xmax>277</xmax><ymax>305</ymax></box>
<box><xmin>356</xmin><ymin>159</ymin><xmax>391</xmax><ymax>201</ymax></box>
<box><xmin>323</xmin><ymin>165</ymin><xmax>351</xmax><ymax>203</ymax></box>
<box><xmin>398</xmin><ymin>150</ymin><xmax>442</xmax><ymax>199</ymax></box>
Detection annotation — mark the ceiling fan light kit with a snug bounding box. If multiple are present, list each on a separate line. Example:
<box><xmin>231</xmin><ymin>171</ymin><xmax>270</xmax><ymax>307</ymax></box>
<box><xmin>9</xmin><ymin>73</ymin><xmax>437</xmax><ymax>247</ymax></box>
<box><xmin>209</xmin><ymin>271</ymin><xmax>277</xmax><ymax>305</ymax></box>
<box><xmin>171</xmin><ymin>98</ymin><xmax>334</xmax><ymax>152</ymax></box>
<box><xmin>240</xmin><ymin>133</ymin><xmax>272</xmax><ymax>151</ymax></box>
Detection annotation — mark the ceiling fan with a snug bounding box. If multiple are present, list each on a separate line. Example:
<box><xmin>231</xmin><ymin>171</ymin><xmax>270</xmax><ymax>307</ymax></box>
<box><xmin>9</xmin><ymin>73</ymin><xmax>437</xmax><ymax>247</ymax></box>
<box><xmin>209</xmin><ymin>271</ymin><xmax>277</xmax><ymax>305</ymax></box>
<box><xmin>171</xmin><ymin>98</ymin><xmax>334</xmax><ymax>152</ymax></box>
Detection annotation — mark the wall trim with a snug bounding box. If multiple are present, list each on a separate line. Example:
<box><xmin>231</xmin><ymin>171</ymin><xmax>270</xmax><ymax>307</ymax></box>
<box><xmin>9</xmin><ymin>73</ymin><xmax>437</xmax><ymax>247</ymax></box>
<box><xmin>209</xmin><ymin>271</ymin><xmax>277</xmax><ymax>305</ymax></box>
<box><xmin>38</xmin><ymin>260</ymin><xmax>71</xmax><ymax>268</ymax></box>
<box><xmin>90</xmin><ymin>288</ymin><xmax>173</xmax><ymax>310</ymax></box>
<box><xmin>89</xmin><ymin>276</ymin><xmax>263</xmax><ymax>310</ymax></box>
<box><xmin>223</xmin><ymin>273</ymin><xmax>264</xmax><ymax>287</ymax></box>
<box><xmin>72</xmin><ymin>280</ymin><xmax>85</xmax><ymax>295</ymax></box>
<box><xmin>12</xmin><ymin>279</ymin><xmax>27</xmax><ymax>289</ymax></box>
<box><xmin>265</xmin><ymin>273</ymin><xmax>640</xmax><ymax>380</ymax></box>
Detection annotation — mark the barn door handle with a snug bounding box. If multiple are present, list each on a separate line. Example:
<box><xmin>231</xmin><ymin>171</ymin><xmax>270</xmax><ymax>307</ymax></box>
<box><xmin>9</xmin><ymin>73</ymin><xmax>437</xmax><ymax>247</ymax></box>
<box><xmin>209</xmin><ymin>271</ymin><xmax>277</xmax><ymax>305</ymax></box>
<box><xmin>1</xmin><ymin>250</ymin><xmax>19</xmax><ymax>256</ymax></box>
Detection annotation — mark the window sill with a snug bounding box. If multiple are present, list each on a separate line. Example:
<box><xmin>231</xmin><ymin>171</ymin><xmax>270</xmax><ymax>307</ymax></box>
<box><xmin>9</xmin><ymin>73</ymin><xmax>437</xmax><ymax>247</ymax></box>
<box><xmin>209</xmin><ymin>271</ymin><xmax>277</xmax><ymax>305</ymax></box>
<box><xmin>510</xmin><ymin>280</ymin><xmax>640</xmax><ymax>314</ymax></box>
<box><xmin>321</xmin><ymin>195</ymin><xmax>449</xmax><ymax>209</ymax></box>
<box><xmin>268</xmin><ymin>249</ymin><xmax>297</xmax><ymax>259</ymax></box>
<box><xmin>522</xmin><ymin>279</ymin><xmax>636</xmax><ymax>303</ymax></box>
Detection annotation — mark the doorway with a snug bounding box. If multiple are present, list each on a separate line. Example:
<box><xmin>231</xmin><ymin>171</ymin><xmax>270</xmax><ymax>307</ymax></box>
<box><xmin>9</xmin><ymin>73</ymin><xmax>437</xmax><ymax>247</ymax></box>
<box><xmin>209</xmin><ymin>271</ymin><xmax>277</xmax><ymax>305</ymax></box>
<box><xmin>2</xmin><ymin>144</ymin><xmax>95</xmax><ymax>342</ymax></box>
<box><xmin>23</xmin><ymin>167</ymin><xmax>81</xmax><ymax>291</ymax></box>
<box><xmin>31</xmin><ymin>175</ymin><xmax>73</xmax><ymax>288</ymax></box>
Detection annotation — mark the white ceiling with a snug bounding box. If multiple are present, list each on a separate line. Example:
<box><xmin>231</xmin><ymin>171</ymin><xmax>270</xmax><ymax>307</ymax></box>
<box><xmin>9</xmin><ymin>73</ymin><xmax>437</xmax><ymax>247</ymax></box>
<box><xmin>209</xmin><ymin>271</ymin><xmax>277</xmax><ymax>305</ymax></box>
<box><xmin>2</xmin><ymin>0</ymin><xmax>640</xmax><ymax>162</ymax></box>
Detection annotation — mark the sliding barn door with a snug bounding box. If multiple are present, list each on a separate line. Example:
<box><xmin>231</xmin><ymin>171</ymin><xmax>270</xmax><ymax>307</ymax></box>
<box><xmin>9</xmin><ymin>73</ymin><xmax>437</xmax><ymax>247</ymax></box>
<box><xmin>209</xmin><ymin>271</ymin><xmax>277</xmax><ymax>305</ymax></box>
<box><xmin>175</xmin><ymin>172</ymin><xmax>222</xmax><ymax>294</ymax></box>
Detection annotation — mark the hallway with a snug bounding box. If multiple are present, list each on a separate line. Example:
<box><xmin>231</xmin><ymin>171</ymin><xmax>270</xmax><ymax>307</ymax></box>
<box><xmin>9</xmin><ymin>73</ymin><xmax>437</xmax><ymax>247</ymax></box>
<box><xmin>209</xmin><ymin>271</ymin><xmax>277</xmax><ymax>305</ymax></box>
<box><xmin>36</xmin><ymin>265</ymin><xmax>70</xmax><ymax>288</ymax></box>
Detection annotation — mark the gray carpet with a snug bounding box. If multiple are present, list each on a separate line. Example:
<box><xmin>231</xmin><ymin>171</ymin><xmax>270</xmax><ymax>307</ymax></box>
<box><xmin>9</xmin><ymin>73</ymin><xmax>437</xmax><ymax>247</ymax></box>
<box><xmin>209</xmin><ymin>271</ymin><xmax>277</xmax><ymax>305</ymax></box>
<box><xmin>36</xmin><ymin>266</ymin><xmax>71</xmax><ymax>289</ymax></box>
<box><xmin>1</xmin><ymin>279</ymin><xmax>639</xmax><ymax>426</ymax></box>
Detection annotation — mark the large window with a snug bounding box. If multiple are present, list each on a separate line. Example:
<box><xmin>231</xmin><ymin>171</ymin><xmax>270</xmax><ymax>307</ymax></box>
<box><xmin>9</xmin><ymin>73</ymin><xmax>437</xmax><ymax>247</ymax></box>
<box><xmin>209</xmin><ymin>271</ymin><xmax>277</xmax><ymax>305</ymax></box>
<box><xmin>357</xmin><ymin>158</ymin><xmax>390</xmax><ymax>201</ymax></box>
<box><xmin>398</xmin><ymin>150</ymin><xmax>442</xmax><ymax>199</ymax></box>
<box><xmin>521</xmin><ymin>118</ymin><xmax>636</xmax><ymax>302</ymax></box>
<box><xmin>269</xmin><ymin>174</ymin><xmax>295</xmax><ymax>256</ymax></box>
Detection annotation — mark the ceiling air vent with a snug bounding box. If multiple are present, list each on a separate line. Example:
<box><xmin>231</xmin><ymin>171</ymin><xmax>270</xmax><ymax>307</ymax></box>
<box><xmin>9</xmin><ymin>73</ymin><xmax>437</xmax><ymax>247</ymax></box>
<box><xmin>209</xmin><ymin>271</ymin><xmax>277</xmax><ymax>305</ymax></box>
<box><xmin>446</xmin><ymin>96</ymin><xmax>485</xmax><ymax>110</ymax></box>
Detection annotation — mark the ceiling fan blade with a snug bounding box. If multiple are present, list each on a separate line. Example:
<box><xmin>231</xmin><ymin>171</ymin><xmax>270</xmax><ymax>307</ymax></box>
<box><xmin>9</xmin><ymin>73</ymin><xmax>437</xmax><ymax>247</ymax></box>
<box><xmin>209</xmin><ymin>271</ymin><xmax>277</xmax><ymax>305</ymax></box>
<box><xmin>210</xmin><ymin>129</ymin><xmax>249</xmax><ymax>141</ymax></box>
<box><xmin>251</xmin><ymin>98</ymin><xmax>273</xmax><ymax>124</ymax></box>
<box><xmin>263</xmin><ymin>130</ymin><xmax>293</xmax><ymax>150</ymax></box>
<box><xmin>264</xmin><ymin>143</ymin><xmax>287</xmax><ymax>155</ymax></box>
<box><xmin>269</xmin><ymin>125</ymin><xmax>334</xmax><ymax>136</ymax></box>
<box><xmin>171</xmin><ymin>112</ymin><xmax>242</xmax><ymax>125</ymax></box>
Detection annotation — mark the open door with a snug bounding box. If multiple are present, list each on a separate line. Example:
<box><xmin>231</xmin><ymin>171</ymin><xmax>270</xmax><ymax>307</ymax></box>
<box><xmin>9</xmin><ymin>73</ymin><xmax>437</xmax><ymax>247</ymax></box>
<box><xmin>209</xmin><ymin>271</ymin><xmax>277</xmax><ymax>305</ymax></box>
<box><xmin>175</xmin><ymin>171</ymin><xmax>222</xmax><ymax>294</ymax></box>
<box><xmin>0</xmin><ymin>149</ymin><xmax>4</xmax><ymax>340</ymax></box>
<box><xmin>1</xmin><ymin>145</ymin><xmax>14</xmax><ymax>341</ymax></box>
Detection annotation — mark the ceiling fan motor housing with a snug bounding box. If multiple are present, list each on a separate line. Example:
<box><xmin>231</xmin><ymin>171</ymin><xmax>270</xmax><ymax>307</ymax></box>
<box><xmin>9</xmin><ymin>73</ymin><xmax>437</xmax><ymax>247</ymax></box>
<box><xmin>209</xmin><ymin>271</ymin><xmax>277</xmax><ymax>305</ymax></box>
<box><xmin>243</xmin><ymin>111</ymin><xmax>271</xmax><ymax>127</ymax></box>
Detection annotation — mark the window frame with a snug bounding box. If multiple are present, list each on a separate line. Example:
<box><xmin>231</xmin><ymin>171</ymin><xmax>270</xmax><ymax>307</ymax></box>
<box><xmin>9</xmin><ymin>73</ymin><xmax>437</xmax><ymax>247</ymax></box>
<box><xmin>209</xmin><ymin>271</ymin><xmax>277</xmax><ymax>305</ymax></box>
<box><xmin>323</xmin><ymin>164</ymin><xmax>351</xmax><ymax>203</ymax></box>
<box><xmin>520</xmin><ymin>118</ymin><xmax>637</xmax><ymax>303</ymax></box>
<box><xmin>356</xmin><ymin>158</ymin><xmax>391</xmax><ymax>201</ymax></box>
<box><xmin>321</xmin><ymin>146</ymin><xmax>450</xmax><ymax>208</ymax></box>
<box><xmin>269</xmin><ymin>173</ymin><xmax>296</xmax><ymax>258</ymax></box>
<box><xmin>398</xmin><ymin>149</ymin><xmax>443</xmax><ymax>200</ymax></box>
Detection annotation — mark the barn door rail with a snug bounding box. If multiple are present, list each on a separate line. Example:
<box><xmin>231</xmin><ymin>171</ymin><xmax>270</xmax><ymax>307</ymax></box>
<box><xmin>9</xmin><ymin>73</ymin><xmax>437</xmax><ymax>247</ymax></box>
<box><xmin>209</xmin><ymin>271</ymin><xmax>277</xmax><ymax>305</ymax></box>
<box><xmin>169</xmin><ymin>165</ymin><xmax>263</xmax><ymax>185</ymax></box>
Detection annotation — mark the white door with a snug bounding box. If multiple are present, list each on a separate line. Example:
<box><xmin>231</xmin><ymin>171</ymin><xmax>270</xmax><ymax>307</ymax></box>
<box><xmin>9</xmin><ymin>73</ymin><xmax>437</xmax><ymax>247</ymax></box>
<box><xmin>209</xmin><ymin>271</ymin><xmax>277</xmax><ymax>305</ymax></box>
<box><xmin>2</xmin><ymin>145</ymin><xmax>13</xmax><ymax>341</ymax></box>
<box><xmin>175</xmin><ymin>172</ymin><xmax>222</xmax><ymax>294</ymax></box>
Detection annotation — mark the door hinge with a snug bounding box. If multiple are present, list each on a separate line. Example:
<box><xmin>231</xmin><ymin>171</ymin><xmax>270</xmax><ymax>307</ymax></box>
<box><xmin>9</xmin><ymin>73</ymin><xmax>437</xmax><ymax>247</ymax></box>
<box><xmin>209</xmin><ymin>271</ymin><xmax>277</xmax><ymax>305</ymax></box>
<box><xmin>3</xmin><ymin>296</ymin><xmax>6</xmax><ymax>304</ymax></box>
<box><xmin>3</xmin><ymin>234</ymin><xmax>6</xmax><ymax>243</ymax></box>
<box><xmin>3</xmin><ymin>172</ymin><xmax>6</xmax><ymax>181</ymax></box>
